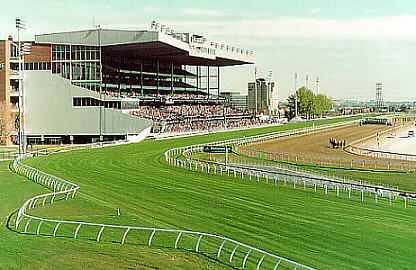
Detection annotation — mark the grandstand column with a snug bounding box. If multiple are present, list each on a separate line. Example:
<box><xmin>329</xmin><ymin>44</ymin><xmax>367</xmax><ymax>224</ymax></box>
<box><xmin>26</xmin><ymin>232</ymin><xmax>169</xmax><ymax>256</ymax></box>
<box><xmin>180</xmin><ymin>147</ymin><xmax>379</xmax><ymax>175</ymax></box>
<box><xmin>69</xmin><ymin>44</ymin><xmax>72</xmax><ymax>83</ymax></box>
<box><xmin>207</xmin><ymin>66</ymin><xmax>210</xmax><ymax>98</ymax></box>
<box><xmin>171</xmin><ymin>62</ymin><xmax>174</xmax><ymax>95</ymax></box>
<box><xmin>130</xmin><ymin>69</ymin><xmax>133</xmax><ymax>93</ymax></box>
<box><xmin>183</xmin><ymin>67</ymin><xmax>186</xmax><ymax>93</ymax></box>
<box><xmin>140</xmin><ymin>61</ymin><xmax>143</xmax><ymax>95</ymax></box>
<box><xmin>118</xmin><ymin>61</ymin><xmax>121</xmax><ymax>97</ymax></box>
<box><xmin>217</xmin><ymin>66</ymin><xmax>220</xmax><ymax>96</ymax></box>
<box><xmin>196</xmin><ymin>65</ymin><xmax>199</xmax><ymax>92</ymax></box>
<box><xmin>157</xmin><ymin>60</ymin><xmax>160</xmax><ymax>95</ymax></box>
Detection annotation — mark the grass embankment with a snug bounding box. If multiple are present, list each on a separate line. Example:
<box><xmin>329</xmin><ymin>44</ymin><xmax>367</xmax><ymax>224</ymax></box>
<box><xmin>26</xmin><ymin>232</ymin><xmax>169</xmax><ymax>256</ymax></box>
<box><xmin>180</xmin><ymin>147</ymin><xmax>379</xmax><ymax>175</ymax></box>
<box><xmin>2</xmin><ymin>115</ymin><xmax>415</xmax><ymax>269</ymax></box>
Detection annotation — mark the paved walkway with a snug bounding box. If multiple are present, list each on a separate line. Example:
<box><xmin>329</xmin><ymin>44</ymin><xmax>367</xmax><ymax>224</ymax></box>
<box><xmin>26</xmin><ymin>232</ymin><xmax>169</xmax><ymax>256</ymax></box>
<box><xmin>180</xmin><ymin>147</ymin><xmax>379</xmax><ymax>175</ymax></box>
<box><xmin>377</xmin><ymin>125</ymin><xmax>416</xmax><ymax>155</ymax></box>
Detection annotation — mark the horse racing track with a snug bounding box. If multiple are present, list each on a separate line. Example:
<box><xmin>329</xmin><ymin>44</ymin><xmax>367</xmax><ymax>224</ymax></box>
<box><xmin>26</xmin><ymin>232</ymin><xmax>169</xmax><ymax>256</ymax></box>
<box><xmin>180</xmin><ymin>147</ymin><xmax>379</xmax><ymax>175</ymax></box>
<box><xmin>4</xmin><ymin>118</ymin><xmax>416</xmax><ymax>269</ymax></box>
<box><xmin>249</xmin><ymin>123</ymin><xmax>416</xmax><ymax>171</ymax></box>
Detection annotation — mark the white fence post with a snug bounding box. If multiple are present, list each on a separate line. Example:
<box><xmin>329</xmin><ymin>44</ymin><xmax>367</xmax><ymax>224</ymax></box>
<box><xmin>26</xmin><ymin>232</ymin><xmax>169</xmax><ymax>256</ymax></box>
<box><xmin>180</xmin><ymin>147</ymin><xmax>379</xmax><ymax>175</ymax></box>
<box><xmin>97</xmin><ymin>225</ymin><xmax>105</xmax><ymax>241</ymax></box>
<box><xmin>174</xmin><ymin>232</ymin><xmax>182</xmax><ymax>249</ymax></box>
<box><xmin>74</xmin><ymin>223</ymin><xmax>82</xmax><ymax>238</ymax></box>
<box><xmin>229</xmin><ymin>244</ymin><xmax>240</xmax><ymax>263</ymax></box>
<box><xmin>148</xmin><ymin>229</ymin><xmax>156</xmax><ymax>247</ymax></box>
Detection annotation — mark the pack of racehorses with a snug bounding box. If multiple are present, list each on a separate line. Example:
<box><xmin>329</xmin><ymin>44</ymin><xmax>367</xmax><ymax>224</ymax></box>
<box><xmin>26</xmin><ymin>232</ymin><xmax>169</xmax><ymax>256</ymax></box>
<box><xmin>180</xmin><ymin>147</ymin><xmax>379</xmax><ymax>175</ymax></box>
<box><xmin>329</xmin><ymin>138</ymin><xmax>346</xmax><ymax>149</ymax></box>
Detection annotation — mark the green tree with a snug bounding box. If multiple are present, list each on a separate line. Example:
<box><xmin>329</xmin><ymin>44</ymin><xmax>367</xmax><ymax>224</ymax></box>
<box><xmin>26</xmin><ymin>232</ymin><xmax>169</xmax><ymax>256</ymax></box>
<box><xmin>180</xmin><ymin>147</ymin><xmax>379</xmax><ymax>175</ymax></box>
<box><xmin>313</xmin><ymin>94</ymin><xmax>333</xmax><ymax>116</ymax></box>
<box><xmin>287</xmin><ymin>88</ymin><xmax>333</xmax><ymax>119</ymax></box>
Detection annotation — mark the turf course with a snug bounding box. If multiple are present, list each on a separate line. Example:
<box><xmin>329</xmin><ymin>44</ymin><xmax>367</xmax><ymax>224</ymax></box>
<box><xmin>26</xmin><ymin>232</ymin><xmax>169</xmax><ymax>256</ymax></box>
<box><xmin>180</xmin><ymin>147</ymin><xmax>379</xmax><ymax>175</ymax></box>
<box><xmin>0</xmin><ymin>161</ymin><xmax>229</xmax><ymax>269</ymax></box>
<box><xmin>2</xmin><ymin>116</ymin><xmax>416</xmax><ymax>269</ymax></box>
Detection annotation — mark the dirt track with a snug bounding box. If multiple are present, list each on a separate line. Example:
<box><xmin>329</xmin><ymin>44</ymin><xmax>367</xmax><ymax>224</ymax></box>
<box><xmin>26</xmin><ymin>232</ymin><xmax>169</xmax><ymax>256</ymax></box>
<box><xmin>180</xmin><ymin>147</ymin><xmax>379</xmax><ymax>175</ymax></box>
<box><xmin>251</xmin><ymin>123</ymin><xmax>410</xmax><ymax>163</ymax></box>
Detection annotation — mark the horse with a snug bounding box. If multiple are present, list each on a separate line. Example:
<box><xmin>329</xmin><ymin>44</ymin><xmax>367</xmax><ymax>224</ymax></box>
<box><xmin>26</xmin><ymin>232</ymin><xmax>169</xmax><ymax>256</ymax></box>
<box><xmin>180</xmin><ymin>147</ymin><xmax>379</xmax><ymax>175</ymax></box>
<box><xmin>329</xmin><ymin>138</ymin><xmax>337</xmax><ymax>148</ymax></box>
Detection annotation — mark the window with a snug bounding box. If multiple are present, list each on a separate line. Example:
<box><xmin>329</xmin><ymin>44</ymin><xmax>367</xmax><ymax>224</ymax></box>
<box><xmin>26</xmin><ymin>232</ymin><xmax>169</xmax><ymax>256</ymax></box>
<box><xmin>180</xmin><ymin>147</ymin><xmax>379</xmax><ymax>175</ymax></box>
<box><xmin>73</xmin><ymin>97</ymin><xmax>119</xmax><ymax>108</ymax></box>
<box><xmin>73</xmin><ymin>97</ymin><xmax>82</xmax><ymax>106</ymax></box>
<box><xmin>24</xmin><ymin>62</ymin><xmax>51</xmax><ymax>71</ymax></box>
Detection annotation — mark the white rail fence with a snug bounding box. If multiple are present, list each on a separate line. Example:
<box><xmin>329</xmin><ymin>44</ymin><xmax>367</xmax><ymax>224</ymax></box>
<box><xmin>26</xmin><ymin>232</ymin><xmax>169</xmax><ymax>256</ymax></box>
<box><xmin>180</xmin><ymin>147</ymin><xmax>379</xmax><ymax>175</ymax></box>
<box><xmin>165</xmin><ymin>120</ymin><xmax>416</xmax><ymax>211</ymax></box>
<box><xmin>12</xmin><ymin>147</ymin><xmax>313</xmax><ymax>269</ymax></box>
<box><xmin>237</xmin><ymin>147</ymin><xmax>416</xmax><ymax>172</ymax></box>
<box><xmin>234</xmin><ymin>121</ymin><xmax>416</xmax><ymax>172</ymax></box>
<box><xmin>167</xmin><ymin>144</ymin><xmax>415</xmax><ymax>210</ymax></box>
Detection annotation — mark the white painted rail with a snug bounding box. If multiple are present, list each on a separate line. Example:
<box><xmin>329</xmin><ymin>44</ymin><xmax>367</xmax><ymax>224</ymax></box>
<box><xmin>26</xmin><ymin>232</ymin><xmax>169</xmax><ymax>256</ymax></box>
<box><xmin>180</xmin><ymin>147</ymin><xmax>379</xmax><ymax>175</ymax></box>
<box><xmin>13</xmin><ymin>144</ymin><xmax>314</xmax><ymax>269</ymax></box>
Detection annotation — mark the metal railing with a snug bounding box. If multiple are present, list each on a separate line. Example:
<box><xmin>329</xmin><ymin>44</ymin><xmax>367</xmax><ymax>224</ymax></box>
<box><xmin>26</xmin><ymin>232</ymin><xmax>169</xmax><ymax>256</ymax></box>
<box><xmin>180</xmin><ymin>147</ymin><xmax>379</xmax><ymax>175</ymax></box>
<box><xmin>164</xmin><ymin>122</ymin><xmax>416</xmax><ymax>212</ymax></box>
<box><xmin>235</xmin><ymin>121</ymin><xmax>416</xmax><ymax>172</ymax></box>
<box><xmin>237</xmin><ymin>147</ymin><xmax>416</xmax><ymax>172</ymax></box>
<box><xmin>12</xmin><ymin>145</ymin><xmax>314</xmax><ymax>269</ymax></box>
<box><xmin>168</xmin><ymin>144</ymin><xmax>414</xmax><ymax>204</ymax></box>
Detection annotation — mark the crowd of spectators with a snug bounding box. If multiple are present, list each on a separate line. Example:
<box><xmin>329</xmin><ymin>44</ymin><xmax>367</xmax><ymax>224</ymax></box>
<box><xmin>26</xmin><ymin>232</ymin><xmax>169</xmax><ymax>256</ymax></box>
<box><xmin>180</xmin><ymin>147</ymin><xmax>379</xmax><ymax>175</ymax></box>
<box><xmin>162</xmin><ymin>118</ymin><xmax>264</xmax><ymax>133</ymax></box>
<box><xmin>130</xmin><ymin>104</ymin><xmax>277</xmax><ymax>133</ymax></box>
<box><xmin>130</xmin><ymin>105</ymin><xmax>248</xmax><ymax>121</ymax></box>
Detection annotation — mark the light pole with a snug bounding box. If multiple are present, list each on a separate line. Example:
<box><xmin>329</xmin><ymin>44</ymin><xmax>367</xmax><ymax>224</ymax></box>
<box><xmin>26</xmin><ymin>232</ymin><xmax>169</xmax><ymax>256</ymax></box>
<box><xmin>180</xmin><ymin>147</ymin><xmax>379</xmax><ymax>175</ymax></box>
<box><xmin>294</xmin><ymin>72</ymin><xmax>298</xmax><ymax>118</ymax></box>
<box><xmin>268</xmin><ymin>70</ymin><xmax>272</xmax><ymax>115</ymax></box>
<box><xmin>254</xmin><ymin>66</ymin><xmax>258</xmax><ymax>115</ymax></box>
<box><xmin>316</xmin><ymin>77</ymin><xmax>319</xmax><ymax>95</ymax></box>
<box><xmin>15</xmin><ymin>18</ymin><xmax>26</xmax><ymax>154</ymax></box>
<box><xmin>96</xmin><ymin>25</ymin><xmax>103</xmax><ymax>142</ymax></box>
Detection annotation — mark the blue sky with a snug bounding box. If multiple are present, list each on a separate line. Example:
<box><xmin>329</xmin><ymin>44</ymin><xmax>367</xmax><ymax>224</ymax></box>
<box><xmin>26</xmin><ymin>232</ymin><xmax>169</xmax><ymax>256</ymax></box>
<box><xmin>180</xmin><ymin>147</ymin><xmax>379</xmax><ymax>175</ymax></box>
<box><xmin>2</xmin><ymin>0</ymin><xmax>416</xmax><ymax>101</ymax></box>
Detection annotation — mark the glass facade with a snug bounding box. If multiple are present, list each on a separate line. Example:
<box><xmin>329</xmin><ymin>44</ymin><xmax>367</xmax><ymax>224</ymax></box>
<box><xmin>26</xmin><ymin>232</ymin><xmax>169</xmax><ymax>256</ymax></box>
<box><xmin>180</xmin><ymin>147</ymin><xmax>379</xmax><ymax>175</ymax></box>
<box><xmin>51</xmin><ymin>44</ymin><xmax>220</xmax><ymax>97</ymax></box>
<box><xmin>52</xmin><ymin>44</ymin><xmax>101</xmax><ymax>92</ymax></box>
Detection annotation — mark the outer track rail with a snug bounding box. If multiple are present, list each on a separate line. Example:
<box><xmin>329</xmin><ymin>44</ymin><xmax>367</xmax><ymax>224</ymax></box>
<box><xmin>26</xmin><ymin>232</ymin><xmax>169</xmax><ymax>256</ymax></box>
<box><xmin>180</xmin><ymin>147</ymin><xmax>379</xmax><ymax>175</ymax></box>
<box><xmin>13</xmin><ymin>143</ymin><xmax>314</xmax><ymax>269</ymax></box>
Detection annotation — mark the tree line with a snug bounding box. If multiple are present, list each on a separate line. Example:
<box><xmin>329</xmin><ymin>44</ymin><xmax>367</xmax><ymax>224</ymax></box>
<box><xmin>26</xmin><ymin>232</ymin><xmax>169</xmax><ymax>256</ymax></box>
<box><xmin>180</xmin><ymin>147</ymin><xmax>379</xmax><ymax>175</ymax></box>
<box><xmin>285</xmin><ymin>87</ymin><xmax>334</xmax><ymax>119</ymax></box>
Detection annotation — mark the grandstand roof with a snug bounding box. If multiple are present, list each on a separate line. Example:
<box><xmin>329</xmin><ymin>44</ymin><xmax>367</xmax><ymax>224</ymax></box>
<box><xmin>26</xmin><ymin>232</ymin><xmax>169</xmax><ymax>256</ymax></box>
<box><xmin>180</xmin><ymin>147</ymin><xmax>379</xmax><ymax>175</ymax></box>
<box><xmin>35</xmin><ymin>29</ymin><xmax>255</xmax><ymax>66</ymax></box>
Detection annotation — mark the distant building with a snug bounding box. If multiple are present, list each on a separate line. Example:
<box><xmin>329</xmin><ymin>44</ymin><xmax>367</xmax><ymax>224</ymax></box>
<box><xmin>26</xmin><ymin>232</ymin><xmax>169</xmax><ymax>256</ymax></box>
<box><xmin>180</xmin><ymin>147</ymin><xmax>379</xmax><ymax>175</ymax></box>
<box><xmin>247</xmin><ymin>78</ymin><xmax>278</xmax><ymax>115</ymax></box>
<box><xmin>220</xmin><ymin>92</ymin><xmax>247</xmax><ymax>111</ymax></box>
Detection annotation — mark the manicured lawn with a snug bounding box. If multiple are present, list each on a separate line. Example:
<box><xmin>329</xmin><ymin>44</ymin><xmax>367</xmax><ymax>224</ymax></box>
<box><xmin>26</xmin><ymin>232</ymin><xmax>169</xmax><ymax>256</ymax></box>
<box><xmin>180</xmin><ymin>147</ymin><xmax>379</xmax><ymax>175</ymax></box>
<box><xmin>0</xmin><ymin>161</ymin><xmax>231</xmax><ymax>269</ymax></box>
<box><xmin>11</xmin><ymin>116</ymin><xmax>414</xmax><ymax>270</ymax></box>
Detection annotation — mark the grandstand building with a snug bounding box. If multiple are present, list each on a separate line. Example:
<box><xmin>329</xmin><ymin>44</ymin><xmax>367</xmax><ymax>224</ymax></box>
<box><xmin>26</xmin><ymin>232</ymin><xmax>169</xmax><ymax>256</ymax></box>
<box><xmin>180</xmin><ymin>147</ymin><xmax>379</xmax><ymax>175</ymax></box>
<box><xmin>0</xmin><ymin>23</ymin><xmax>254</xmax><ymax>145</ymax></box>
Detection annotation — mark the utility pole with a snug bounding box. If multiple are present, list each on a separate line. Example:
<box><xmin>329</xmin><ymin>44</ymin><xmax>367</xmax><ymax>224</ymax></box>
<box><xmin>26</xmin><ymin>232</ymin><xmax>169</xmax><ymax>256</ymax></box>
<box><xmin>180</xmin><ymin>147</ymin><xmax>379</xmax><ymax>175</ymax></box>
<box><xmin>294</xmin><ymin>72</ymin><xmax>298</xmax><ymax>118</ymax></box>
<box><xmin>305</xmin><ymin>74</ymin><xmax>309</xmax><ymax>89</ymax></box>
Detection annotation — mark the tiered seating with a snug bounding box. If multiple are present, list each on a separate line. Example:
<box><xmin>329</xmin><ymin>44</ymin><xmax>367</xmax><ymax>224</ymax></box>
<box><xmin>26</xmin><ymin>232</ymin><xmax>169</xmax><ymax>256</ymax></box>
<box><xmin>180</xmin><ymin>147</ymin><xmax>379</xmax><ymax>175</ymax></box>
<box><xmin>129</xmin><ymin>104</ymin><xmax>272</xmax><ymax>133</ymax></box>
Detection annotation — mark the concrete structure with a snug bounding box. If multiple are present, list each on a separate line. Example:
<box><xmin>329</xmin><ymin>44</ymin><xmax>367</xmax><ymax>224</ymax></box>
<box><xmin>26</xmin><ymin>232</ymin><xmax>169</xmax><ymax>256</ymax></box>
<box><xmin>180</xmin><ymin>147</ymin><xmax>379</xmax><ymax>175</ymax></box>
<box><xmin>247</xmin><ymin>78</ymin><xmax>277</xmax><ymax>115</ymax></box>
<box><xmin>0</xmin><ymin>23</ymin><xmax>254</xmax><ymax>145</ymax></box>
